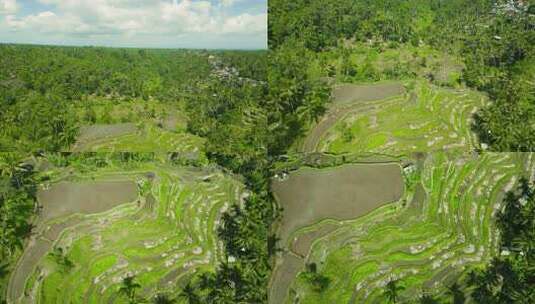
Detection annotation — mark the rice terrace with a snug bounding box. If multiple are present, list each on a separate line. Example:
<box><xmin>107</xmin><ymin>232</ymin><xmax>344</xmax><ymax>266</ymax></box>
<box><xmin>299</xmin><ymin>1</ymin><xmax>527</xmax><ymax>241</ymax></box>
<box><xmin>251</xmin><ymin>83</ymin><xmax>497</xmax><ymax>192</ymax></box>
<box><xmin>300</xmin><ymin>80</ymin><xmax>487</xmax><ymax>155</ymax></box>
<box><xmin>6</xmin><ymin>156</ymin><xmax>244</xmax><ymax>304</ymax></box>
<box><xmin>1</xmin><ymin>0</ymin><xmax>535</xmax><ymax>303</ymax></box>
<box><xmin>269</xmin><ymin>152</ymin><xmax>535</xmax><ymax>303</ymax></box>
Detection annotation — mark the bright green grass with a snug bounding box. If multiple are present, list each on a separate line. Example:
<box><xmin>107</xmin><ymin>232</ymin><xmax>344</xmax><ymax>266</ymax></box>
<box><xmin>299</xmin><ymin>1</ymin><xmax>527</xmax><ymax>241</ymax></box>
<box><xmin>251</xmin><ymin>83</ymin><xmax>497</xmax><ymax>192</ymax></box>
<box><xmin>288</xmin><ymin>152</ymin><xmax>533</xmax><ymax>303</ymax></box>
<box><xmin>321</xmin><ymin>81</ymin><xmax>486</xmax><ymax>155</ymax></box>
<box><xmin>21</xmin><ymin>163</ymin><xmax>243</xmax><ymax>304</ymax></box>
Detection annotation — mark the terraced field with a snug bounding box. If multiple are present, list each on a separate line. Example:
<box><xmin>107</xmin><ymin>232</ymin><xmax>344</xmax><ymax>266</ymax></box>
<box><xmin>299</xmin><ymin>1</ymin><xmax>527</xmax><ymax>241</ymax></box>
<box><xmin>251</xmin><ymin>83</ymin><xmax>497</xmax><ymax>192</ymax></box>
<box><xmin>73</xmin><ymin>124</ymin><xmax>206</xmax><ymax>155</ymax></box>
<box><xmin>71</xmin><ymin>98</ymin><xmax>204</xmax><ymax>154</ymax></box>
<box><xmin>8</xmin><ymin>161</ymin><xmax>244</xmax><ymax>304</ymax></box>
<box><xmin>271</xmin><ymin>152</ymin><xmax>534</xmax><ymax>303</ymax></box>
<box><xmin>301</xmin><ymin>80</ymin><xmax>487</xmax><ymax>155</ymax></box>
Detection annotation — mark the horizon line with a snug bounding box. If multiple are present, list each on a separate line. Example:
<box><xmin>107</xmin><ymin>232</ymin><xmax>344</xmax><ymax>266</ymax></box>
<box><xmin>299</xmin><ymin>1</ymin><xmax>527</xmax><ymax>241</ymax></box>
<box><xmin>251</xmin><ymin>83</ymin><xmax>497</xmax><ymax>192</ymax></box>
<box><xmin>0</xmin><ymin>41</ymin><xmax>268</xmax><ymax>51</ymax></box>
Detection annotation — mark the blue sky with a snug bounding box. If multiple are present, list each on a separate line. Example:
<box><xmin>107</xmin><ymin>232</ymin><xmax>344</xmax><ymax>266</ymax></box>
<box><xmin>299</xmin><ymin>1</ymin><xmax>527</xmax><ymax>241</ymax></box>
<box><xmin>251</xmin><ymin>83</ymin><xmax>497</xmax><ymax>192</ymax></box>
<box><xmin>0</xmin><ymin>0</ymin><xmax>266</xmax><ymax>49</ymax></box>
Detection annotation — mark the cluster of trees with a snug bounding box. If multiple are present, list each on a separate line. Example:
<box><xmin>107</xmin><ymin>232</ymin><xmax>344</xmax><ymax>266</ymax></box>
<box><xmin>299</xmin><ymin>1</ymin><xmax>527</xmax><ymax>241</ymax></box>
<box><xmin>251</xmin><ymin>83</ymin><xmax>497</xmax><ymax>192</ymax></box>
<box><xmin>463</xmin><ymin>3</ymin><xmax>535</xmax><ymax>151</ymax></box>
<box><xmin>218</xmin><ymin>50</ymin><xmax>268</xmax><ymax>82</ymax></box>
<box><xmin>0</xmin><ymin>153</ymin><xmax>37</xmax><ymax>260</ymax></box>
<box><xmin>0</xmin><ymin>153</ymin><xmax>38</xmax><ymax>300</ymax></box>
<box><xmin>0</xmin><ymin>44</ymin><xmax>242</xmax><ymax>151</ymax></box>
<box><xmin>269</xmin><ymin>0</ymin><xmax>534</xmax><ymax>151</ymax></box>
<box><xmin>177</xmin><ymin>43</ymin><xmax>330</xmax><ymax>302</ymax></box>
<box><xmin>462</xmin><ymin>177</ymin><xmax>534</xmax><ymax>303</ymax></box>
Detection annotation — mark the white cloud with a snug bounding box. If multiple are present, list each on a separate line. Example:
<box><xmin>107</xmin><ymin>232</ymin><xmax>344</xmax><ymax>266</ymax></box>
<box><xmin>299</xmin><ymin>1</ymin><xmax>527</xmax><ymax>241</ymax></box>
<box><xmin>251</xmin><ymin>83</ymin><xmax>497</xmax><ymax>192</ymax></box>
<box><xmin>221</xmin><ymin>13</ymin><xmax>266</xmax><ymax>33</ymax></box>
<box><xmin>0</xmin><ymin>0</ymin><xmax>266</xmax><ymax>48</ymax></box>
<box><xmin>4</xmin><ymin>0</ymin><xmax>264</xmax><ymax>35</ymax></box>
<box><xmin>220</xmin><ymin>0</ymin><xmax>240</xmax><ymax>7</ymax></box>
<box><xmin>0</xmin><ymin>0</ymin><xmax>18</xmax><ymax>15</ymax></box>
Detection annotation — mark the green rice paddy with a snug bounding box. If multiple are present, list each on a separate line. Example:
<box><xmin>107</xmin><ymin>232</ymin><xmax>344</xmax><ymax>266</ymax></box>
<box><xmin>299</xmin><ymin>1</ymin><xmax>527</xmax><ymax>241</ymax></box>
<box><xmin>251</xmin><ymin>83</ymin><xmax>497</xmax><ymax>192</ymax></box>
<box><xmin>314</xmin><ymin>80</ymin><xmax>487</xmax><ymax>155</ymax></box>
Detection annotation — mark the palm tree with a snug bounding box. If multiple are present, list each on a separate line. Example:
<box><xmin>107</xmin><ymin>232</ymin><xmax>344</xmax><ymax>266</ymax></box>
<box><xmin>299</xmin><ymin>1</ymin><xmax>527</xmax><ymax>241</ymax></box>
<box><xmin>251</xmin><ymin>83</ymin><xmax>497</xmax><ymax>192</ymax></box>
<box><xmin>384</xmin><ymin>278</ymin><xmax>405</xmax><ymax>303</ymax></box>
<box><xmin>419</xmin><ymin>292</ymin><xmax>439</xmax><ymax>304</ymax></box>
<box><xmin>178</xmin><ymin>282</ymin><xmax>200</xmax><ymax>304</ymax></box>
<box><xmin>118</xmin><ymin>275</ymin><xmax>141</xmax><ymax>303</ymax></box>
<box><xmin>446</xmin><ymin>282</ymin><xmax>466</xmax><ymax>304</ymax></box>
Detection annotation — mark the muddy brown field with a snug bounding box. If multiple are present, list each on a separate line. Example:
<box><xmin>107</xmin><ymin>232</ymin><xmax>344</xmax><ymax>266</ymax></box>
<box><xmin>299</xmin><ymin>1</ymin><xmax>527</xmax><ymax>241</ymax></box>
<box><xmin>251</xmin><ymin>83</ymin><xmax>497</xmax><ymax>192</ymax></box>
<box><xmin>272</xmin><ymin>163</ymin><xmax>404</xmax><ymax>246</ymax></box>
<box><xmin>38</xmin><ymin>180</ymin><xmax>137</xmax><ymax>221</ymax></box>
<box><xmin>332</xmin><ymin>82</ymin><xmax>405</xmax><ymax>105</ymax></box>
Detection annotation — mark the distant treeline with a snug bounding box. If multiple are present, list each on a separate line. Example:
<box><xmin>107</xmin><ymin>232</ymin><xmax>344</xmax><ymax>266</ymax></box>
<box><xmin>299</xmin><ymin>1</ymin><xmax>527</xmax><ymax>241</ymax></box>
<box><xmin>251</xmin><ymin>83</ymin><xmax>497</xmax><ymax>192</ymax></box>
<box><xmin>270</xmin><ymin>0</ymin><xmax>535</xmax><ymax>151</ymax></box>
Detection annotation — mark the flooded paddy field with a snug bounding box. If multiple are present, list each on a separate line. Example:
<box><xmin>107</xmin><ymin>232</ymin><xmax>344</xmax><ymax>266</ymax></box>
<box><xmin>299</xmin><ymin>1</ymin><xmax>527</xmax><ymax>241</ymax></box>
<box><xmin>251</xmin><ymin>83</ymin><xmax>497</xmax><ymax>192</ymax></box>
<box><xmin>38</xmin><ymin>180</ymin><xmax>137</xmax><ymax>221</ymax></box>
<box><xmin>272</xmin><ymin>163</ymin><xmax>403</xmax><ymax>246</ymax></box>
<box><xmin>332</xmin><ymin>82</ymin><xmax>405</xmax><ymax>105</ymax></box>
<box><xmin>270</xmin><ymin>160</ymin><xmax>404</xmax><ymax>304</ymax></box>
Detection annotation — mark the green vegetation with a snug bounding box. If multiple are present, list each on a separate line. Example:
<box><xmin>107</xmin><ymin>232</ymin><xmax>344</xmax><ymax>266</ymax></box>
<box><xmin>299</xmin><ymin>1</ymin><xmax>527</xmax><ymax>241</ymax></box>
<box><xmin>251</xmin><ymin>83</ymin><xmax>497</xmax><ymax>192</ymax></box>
<box><xmin>0</xmin><ymin>153</ymin><xmax>38</xmax><ymax>300</ymax></box>
<box><xmin>270</xmin><ymin>0</ymin><xmax>534</xmax><ymax>151</ymax></box>
<box><xmin>0</xmin><ymin>38</ymin><xmax>331</xmax><ymax>303</ymax></box>
<box><xmin>277</xmin><ymin>152</ymin><xmax>533</xmax><ymax>303</ymax></box>
<box><xmin>460</xmin><ymin>177</ymin><xmax>535</xmax><ymax>303</ymax></box>
<box><xmin>267</xmin><ymin>2</ymin><xmax>534</xmax><ymax>300</ymax></box>
<box><xmin>315</xmin><ymin>80</ymin><xmax>486</xmax><ymax>155</ymax></box>
<box><xmin>2</xmin><ymin>1</ymin><xmax>533</xmax><ymax>303</ymax></box>
<box><xmin>5</xmin><ymin>153</ymin><xmax>244</xmax><ymax>304</ymax></box>
<box><xmin>0</xmin><ymin>45</ymin><xmax>266</xmax><ymax>153</ymax></box>
<box><xmin>0</xmin><ymin>43</ymin><xmax>281</xmax><ymax>303</ymax></box>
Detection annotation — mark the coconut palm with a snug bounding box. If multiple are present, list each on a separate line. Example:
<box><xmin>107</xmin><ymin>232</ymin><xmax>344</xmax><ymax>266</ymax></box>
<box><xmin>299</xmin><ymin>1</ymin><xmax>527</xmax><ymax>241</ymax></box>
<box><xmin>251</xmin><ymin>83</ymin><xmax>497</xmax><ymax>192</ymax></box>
<box><xmin>178</xmin><ymin>282</ymin><xmax>200</xmax><ymax>304</ymax></box>
<box><xmin>384</xmin><ymin>279</ymin><xmax>405</xmax><ymax>303</ymax></box>
<box><xmin>446</xmin><ymin>282</ymin><xmax>466</xmax><ymax>304</ymax></box>
<box><xmin>118</xmin><ymin>275</ymin><xmax>141</xmax><ymax>304</ymax></box>
<box><xmin>419</xmin><ymin>292</ymin><xmax>439</xmax><ymax>304</ymax></box>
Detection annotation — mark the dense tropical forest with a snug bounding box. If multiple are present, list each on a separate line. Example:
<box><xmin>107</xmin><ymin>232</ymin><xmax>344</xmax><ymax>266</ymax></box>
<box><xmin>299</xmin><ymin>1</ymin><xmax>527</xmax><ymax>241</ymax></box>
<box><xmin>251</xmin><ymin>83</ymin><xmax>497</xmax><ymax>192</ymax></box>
<box><xmin>269</xmin><ymin>0</ymin><xmax>535</xmax><ymax>151</ymax></box>
<box><xmin>0</xmin><ymin>40</ymin><xmax>331</xmax><ymax>302</ymax></box>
